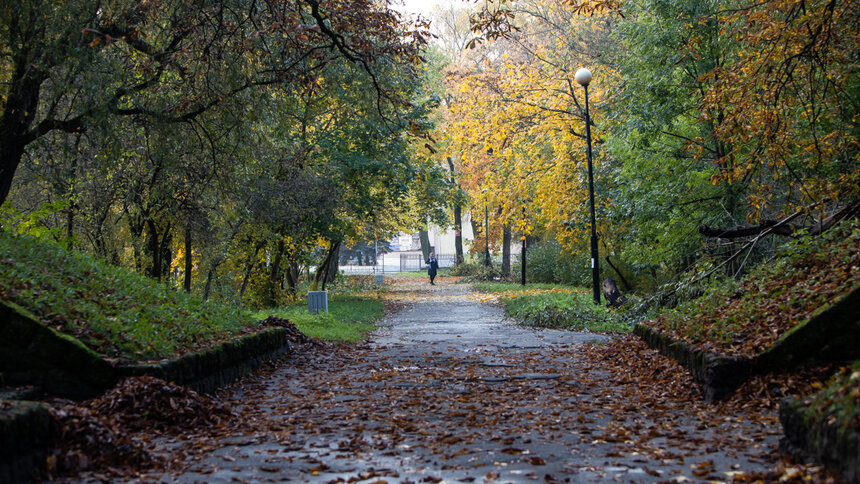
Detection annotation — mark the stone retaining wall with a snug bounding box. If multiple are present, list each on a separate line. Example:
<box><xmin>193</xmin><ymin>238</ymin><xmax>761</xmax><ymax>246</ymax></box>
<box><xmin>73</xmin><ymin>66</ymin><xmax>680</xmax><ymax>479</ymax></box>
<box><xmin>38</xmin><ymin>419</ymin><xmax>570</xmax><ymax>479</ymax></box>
<box><xmin>0</xmin><ymin>300</ymin><xmax>115</xmax><ymax>399</ymax></box>
<box><xmin>118</xmin><ymin>327</ymin><xmax>291</xmax><ymax>394</ymax></box>
<box><xmin>0</xmin><ymin>401</ymin><xmax>51</xmax><ymax>484</ymax></box>
<box><xmin>634</xmin><ymin>286</ymin><xmax>859</xmax><ymax>402</ymax></box>
<box><xmin>780</xmin><ymin>396</ymin><xmax>859</xmax><ymax>484</ymax></box>
<box><xmin>633</xmin><ymin>323</ymin><xmax>751</xmax><ymax>402</ymax></box>
<box><xmin>1</xmin><ymin>298</ymin><xmax>295</xmax><ymax>481</ymax></box>
<box><xmin>635</xmin><ymin>286</ymin><xmax>860</xmax><ymax>479</ymax></box>
<box><xmin>757</xmin><ymin>286</ymin><xmax>860</xmax><ymax>372</ymax></box>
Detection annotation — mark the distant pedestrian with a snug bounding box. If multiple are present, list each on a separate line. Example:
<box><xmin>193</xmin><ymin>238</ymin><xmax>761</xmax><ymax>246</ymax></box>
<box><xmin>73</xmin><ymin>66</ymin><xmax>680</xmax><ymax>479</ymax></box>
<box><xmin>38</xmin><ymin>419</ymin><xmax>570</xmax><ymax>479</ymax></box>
<box><xmin>426</xmin><ymin>252</ymin><xmax>439</xmax><ymax>285</ymax></box>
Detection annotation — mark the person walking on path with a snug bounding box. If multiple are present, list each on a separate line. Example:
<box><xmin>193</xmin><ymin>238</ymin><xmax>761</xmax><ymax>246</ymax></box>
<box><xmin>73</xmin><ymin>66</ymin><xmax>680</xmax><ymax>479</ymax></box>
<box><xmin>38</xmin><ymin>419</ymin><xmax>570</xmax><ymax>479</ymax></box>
<box><xmin>426</xmin><ymin>251</ymin><xmax>439</xmax><ymax>285</ymax></box>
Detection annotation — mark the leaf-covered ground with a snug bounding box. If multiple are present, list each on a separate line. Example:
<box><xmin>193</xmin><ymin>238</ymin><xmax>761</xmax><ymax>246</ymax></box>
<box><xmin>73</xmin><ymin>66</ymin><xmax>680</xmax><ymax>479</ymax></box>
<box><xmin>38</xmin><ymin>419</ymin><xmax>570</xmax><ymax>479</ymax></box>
<box><xmin>42</xmin><ymin>277</ymin><xmax>846</xmax><ymax>483</ymax></box>
<box><xmin>643</xmin><ymin>222</ymin><xmax>860</xmax><ymax>358</ymax></box>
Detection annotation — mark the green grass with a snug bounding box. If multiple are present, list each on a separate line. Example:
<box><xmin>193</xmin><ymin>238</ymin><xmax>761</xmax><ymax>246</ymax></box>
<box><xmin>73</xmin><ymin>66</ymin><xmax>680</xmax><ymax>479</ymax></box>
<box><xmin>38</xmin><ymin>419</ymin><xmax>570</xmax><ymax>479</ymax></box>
<box><xmin>388</xmin><ymin>269</ymin><xmax>451</xmax><ymax>279</ymax></box>
<box><xmin>472</xmin><ymin>281</ymin><xmax>632</xmax><ymax>333</ymax></box>
<box><xmin>253</xmin><ymin>295</ymin><xmax>384</xmax><ymax>343</ymax></box>
<box><xmin>471</xmin><ymin>282</ymin><xmax>563</xmax><ymax>293</ymax></box>
<box><xmin>0</xmin><ymin>230</ymin><xmax>259</xmax><ymax>361</ymax></box>
<box><xmin>0</xmin><ymin>231</ymin><xmax>390</xmax><ymax>360</ymax></box>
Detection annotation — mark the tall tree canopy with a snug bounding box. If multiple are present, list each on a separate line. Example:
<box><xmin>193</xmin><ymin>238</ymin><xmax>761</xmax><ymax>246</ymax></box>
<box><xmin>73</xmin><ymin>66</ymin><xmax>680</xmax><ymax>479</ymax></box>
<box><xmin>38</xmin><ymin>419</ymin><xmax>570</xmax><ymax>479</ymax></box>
<box><xmin>0</xmin><ymin>0</ymin><xmax>429</xmax><ymax>205</ymax></box>
<box><xmin>1</xmin><ymin>0</ymin><xmax>453</xmax><ymax>305</ymax></box>
<box><xmin>445</xmin><ymin>0</ymin><xmax>857</xmax><ymax>287</ymax></box>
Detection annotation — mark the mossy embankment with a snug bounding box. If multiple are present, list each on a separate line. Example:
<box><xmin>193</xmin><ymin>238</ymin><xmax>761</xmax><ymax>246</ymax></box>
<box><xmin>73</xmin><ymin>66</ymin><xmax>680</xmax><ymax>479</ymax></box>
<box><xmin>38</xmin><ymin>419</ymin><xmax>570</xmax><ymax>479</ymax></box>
<box><xmin>641</xmin><ymin>222</ymin><xmax>859</xmax><ymax>360</ymax></box>
<box><xmin>0</xmin><ymin>231</ymin><xmax>261</xmax><ymax>362</ymax></box>
<box><xmin>1</xmin><ymin>231</ymin><xmax>388</xmax><ymax>480</ymax></box>
<box><xmin>0</xmin><ymin>231</ymin><xmax>386</xmax><ymax>399</ymax></box>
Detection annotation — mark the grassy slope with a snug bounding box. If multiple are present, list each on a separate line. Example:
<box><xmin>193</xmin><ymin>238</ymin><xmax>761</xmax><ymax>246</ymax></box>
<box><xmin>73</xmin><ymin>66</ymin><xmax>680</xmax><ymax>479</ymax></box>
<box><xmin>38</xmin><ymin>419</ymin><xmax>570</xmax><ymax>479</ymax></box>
<box><xmin>644</xmin><ymin>221</ymin><xmax>859</xmax><ymax>358</ymax></box>
<box><xmin>0</xmin><ymin>231</ymin><xmax>257</xmax><ymax>361</ymax></box>
<box><xmin>0</xmin><ymin>232</ymin><xmax>387</xmax><ymax>361</ymax></box>
<box><xmin>800</xmin><ymin>361</ymin><xmax>860</xmax><ymax>432</ymax></box>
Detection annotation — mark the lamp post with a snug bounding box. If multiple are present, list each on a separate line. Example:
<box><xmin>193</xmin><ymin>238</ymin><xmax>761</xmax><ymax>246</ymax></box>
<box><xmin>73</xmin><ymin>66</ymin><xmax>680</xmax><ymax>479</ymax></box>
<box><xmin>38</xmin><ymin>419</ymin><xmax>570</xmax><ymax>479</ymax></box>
<box><xmin>575</xmin><ymin>67</ymin><xmax>601</xmax><ymax>306</ymax></box>
<box><xmin>481</xmin><ymin>188</ymin><xmax>490</xmax><ymax>267</ymax></box>
<box><xmin>521</xmin><ymin>206</ymin><xmax>526</xmax><ymax>286</ymax></box>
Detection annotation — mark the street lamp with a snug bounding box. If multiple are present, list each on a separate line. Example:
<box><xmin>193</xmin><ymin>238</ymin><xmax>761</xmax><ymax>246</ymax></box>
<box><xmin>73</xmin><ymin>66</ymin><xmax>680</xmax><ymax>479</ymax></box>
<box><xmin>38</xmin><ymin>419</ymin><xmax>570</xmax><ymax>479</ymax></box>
<box><xmin>521</xmin><ymin>206</ymin><xmax>526</xmax><ymax>286</ymax></box>
<box><xmin>481</xmin><ymin>187</ymin><xmax>490</xmax><ymax>267</ymax></box>
<box><xmin>575</xmin><ymin>67</ymin><xmax>601</xmax><ymax>306</ymax></box>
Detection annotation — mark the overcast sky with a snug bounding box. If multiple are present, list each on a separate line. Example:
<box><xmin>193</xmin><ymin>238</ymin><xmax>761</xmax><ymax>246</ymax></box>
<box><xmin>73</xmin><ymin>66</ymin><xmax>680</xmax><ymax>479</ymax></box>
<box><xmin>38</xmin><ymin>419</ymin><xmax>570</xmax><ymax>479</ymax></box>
<box><xmin>392</xmin><ymin>0</ymin><xmax>467</xmax><ymax>19</ymax></box>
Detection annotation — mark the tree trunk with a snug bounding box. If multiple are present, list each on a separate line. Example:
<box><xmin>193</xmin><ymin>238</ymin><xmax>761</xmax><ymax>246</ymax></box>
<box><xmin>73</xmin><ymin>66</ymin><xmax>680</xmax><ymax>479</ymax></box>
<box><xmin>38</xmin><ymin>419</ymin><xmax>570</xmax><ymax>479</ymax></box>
<box><xmin>88</xmin><ymin>201</ymin><xmax>112</xmax><ymax>260</ymax></box>
<box><xmin>0</xmin><ymin>125</ymin><xmax>29</xmax><ymax>208</ymax></box>
<box><xmin>289</xmin><ymin>262</ymin><xmax>299</xmax><ymax>288</ymax></box>
<box><xmin>284</xmin><ymin>259</ymin><xmax>299</xmax><ymax>297</ymax></box>
<box><xmin>264</xmin><ymin>239</ymin><xmax>286</xmax><ymax>306</ymax></box>
<box><xmin>63</xmin><ymin>138</ymin><xmax>81</xmax><ymax>248</ymax></box>
<box><xmin>145</xmin><ymin>218</ymin><xmax>172</xmax><ymax>281</ymax></box>
<box><xmin>326</xmin><ymin>246</ymin><xmax>340</xmax><ymax>286</ymax></box>
<box><xmin>699</xmin><ymin>201</ymin><xmax>860</xmax><ymax>238</ymax></box>
<box><xmin>419</xmin><ymin>229</ymin><xmax>431</xmax><ymax>260</ymax></box>
<box><xmin>604</xmin><ymin>255</ymin><xmax>631</xmax><ymax>291</ymax></box>
<box><xmin>0</xmin><ymin>51</ymin><xmax>45</xmax><ymax>206</ymax></box>
<box><xmin>146</xmin><ymin>218</ymin><xmax>161</xmax><ymax>280</ymax></box>
<box><xmin>239</xmin><ymin>241</ymin><xmax>265</xmax><ymax>298</ymax></box>
<box><xmin>65</xmin><ymin>204</ymin><xmax>75</xmax><ymax>246</ymax></box>
<box><xmin>469</xmin><ymin>209</ymin><xmax>480</xmax><ymax>237</ymax></box>
<box><xmin>184</xmin><ymin>224</ymin><xmax>192</xmax><ymax>293</ymax></box>
<box><xmin>447</xmin><ymin>157</ymin><xmax>464</xmax><ymax>264</ymax></box>
<box><xmin>502</xmin><ymin>222</ymin><xmax>511</xmax><ymax>277</ymax></box>
<box><xmin>314</xmin><ymin>240</ymin><xmax>341</xmax><ymax>291</ymax></box>
<box><xmin>470</xmin><ymin>208</ymin><xmax>481</xmax><ymax>258</ymax></box>
<box><xmin>202</xmin><ymin>254</ymin><xmax>226</xmax><ymax>301</ymax></box>
<box><xmin>159</xmin><ymin>224</ymin><xmax>172</xmax><ymax>281</ymax></box>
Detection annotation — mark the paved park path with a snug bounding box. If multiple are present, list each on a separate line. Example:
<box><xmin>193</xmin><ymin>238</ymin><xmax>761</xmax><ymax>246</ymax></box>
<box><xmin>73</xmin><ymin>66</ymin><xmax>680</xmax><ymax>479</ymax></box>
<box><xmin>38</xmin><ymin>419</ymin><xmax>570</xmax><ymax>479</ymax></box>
<box><xmin>155</xmin><ymin>276</ymin><xmax>781</xmax><ymax>483</ymax></box>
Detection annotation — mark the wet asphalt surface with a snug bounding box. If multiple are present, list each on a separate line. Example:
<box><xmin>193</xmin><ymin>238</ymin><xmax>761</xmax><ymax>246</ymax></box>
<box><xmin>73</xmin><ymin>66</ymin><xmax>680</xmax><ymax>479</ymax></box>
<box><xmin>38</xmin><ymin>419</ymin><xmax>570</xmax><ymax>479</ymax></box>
<box><xmin>154</xmin><ymin>277</ymin><xmax>780</xmax><ymax>483</ymax></box>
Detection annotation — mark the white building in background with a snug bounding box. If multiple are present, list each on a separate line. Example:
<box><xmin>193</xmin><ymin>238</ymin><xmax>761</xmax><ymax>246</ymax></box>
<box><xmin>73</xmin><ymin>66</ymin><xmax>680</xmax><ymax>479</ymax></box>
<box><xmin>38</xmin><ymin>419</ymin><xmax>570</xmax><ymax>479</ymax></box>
<box><xmin>389</xmin><ymin>211</ymin><xmax>476</xmax><ymax>255</ymax></box>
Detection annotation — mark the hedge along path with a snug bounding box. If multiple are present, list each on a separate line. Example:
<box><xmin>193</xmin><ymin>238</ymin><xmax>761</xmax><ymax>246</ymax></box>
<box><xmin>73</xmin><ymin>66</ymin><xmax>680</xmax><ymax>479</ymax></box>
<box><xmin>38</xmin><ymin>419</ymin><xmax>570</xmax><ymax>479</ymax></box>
<box><xmin>142</xmin><ymin>275</ymin><xmax>787</xmax><ymax>483</ymax></box>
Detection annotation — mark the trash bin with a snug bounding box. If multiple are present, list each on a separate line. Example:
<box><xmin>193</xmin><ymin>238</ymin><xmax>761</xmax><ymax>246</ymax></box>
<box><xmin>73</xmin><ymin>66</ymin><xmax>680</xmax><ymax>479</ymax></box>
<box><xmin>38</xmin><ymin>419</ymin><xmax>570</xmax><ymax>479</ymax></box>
<box><xmin>375</xmin><ymin>274</ymin><xmax>384</xmax><ymax>284</ymax></box>
<box><xmin>308</xmin><ymin>291</ymin><xmax>328</xmax><ymax>315</ymax></box>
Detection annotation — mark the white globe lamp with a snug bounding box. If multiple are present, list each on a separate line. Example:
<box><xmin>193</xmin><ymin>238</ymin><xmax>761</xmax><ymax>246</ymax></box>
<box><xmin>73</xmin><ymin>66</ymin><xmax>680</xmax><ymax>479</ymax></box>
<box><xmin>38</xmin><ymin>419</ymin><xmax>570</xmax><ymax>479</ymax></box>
<box><xmin>575</xmin><ymin>68</ymin><xmax>592</xmax><ymax>86</ymax></box>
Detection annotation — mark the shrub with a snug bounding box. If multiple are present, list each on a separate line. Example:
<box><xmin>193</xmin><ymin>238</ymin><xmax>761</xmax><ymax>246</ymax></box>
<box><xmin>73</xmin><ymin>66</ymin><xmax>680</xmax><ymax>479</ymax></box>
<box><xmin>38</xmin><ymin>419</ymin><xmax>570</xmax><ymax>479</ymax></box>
<box><xmin>504</xmin><ymin>290</ymin><xmax>632</xmax><ymax>333</ymax></box>
<box><xmin>449</xmin><ymin>254</ymin><xmax>500</xmax><ymax>281</ymax></box>
<box><xmin>515</xmin><ymin>240</ymin><xmax>592</xmax><ymax>286</ymax></box>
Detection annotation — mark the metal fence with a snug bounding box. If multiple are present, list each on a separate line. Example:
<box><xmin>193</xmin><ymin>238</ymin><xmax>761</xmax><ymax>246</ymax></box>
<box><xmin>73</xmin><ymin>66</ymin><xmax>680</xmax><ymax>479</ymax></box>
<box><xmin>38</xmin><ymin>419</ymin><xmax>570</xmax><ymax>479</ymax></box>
<box><xmin>338</xmin><ymin>252</ymin><xmax>458</xmax><ymax>274</ymax></box>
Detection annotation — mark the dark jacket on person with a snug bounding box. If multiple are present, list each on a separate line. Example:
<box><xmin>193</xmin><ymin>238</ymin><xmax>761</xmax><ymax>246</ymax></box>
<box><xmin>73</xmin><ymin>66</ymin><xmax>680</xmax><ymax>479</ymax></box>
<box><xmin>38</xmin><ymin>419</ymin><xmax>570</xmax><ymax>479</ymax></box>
<box><xmin>426</xmin><ymin>257</ymin><xmax>439</xmax><ymax>276</ymax></box>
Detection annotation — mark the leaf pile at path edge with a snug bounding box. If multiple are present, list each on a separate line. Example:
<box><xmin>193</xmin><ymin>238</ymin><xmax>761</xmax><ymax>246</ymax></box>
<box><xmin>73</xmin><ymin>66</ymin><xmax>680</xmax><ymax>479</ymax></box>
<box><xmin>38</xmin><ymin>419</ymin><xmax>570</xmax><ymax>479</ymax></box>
<box><xmin>46</xmin><ymin>376</ymin><xmax>234</xmax><ymax>477</ymax></box>
<box><xmin>261</xmin><ymin>315</ymin><xmax>325</xmax><ymax>346</ymax></box>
